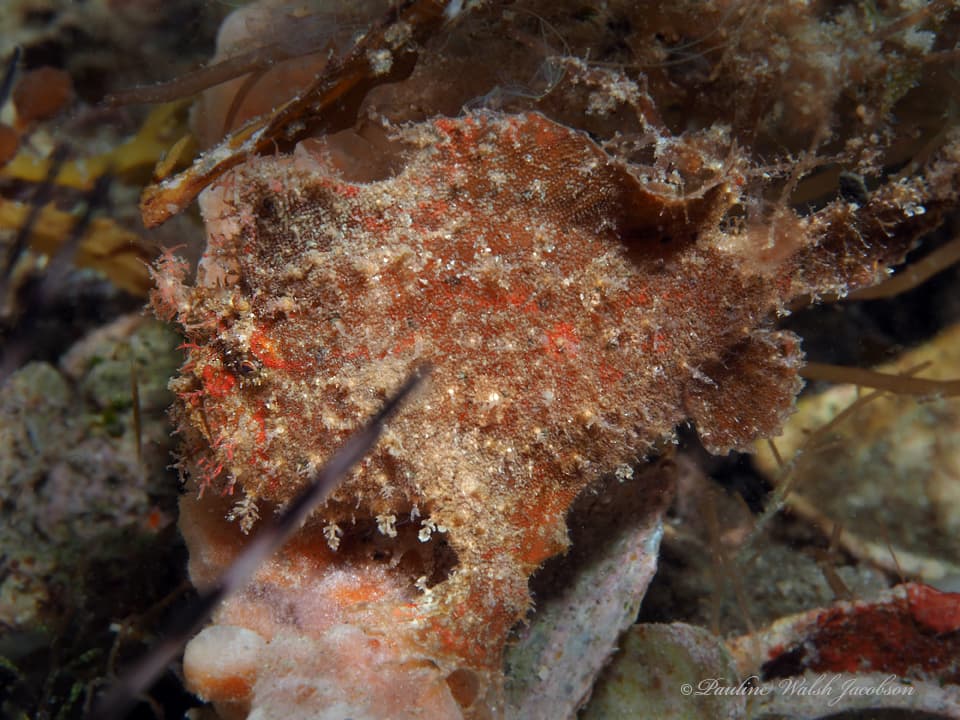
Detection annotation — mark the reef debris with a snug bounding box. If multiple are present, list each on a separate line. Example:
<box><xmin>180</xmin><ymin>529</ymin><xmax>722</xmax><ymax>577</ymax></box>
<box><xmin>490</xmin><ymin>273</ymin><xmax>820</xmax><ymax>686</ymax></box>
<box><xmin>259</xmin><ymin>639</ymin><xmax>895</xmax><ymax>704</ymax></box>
<box><xmin>723</xmin><ymin>583</ymin><xmax>960</xmax><ymax>718</ymax></box>
<box><xmin>584</xmin><ymin>583</ymin><xmax>960</xmax><ymax>720</ymax></box>
<box><xmin>504</xmin><ymin>460</ymin><xmax>675</xmax><ymax>718</ymax></box>
<box><xmin>139</xmin><ymin>0</ymin><xmax>457</xmax><ymax>228</ymax></box>
<box><xmin>755</xmin><ymin>321</ymin><xmax>960</xmax><ymax>584</ymax></box>
<box><xmin>0</xmin><ymin>315</ymin><xmax>182</xmax><ymax>718</ymax></box>
<box><xmin>0</xmin><ymin>316</ymin><xmax>180</xmax><ymax>634</ymax></box>
<box><xmin>583</xmin><ymin>622</ymin><xmax>744</xmax><ymax>720</ymax></box>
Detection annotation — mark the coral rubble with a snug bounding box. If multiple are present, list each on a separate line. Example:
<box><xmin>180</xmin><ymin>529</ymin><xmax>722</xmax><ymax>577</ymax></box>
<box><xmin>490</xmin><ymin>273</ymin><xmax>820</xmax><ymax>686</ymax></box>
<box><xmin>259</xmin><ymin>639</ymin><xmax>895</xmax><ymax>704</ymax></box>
<box><xmin>0</xmin><ymin>317</ymin><xmax>180</xmax><ymax>632</ymax></box>
<box><xmin>0</xmin><ymin>316</ymin><xmax>182</xmax><ymax>716</ymax></box>
<box><xmin>726</xmin><ymin>583</ymin><xmax>960</xmax><ymax>718</ymax></box>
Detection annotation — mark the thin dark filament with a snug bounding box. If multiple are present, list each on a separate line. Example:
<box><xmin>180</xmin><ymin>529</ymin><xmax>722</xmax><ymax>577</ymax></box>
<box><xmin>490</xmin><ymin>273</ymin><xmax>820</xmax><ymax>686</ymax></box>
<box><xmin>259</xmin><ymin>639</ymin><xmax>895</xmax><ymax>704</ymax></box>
<box><xmin>36</xmin><ymin>173</ymin><xmax>113</xmax><ymax>305</ymax></box>
<box><xmin>0</xmin><ymin>169</ymin><xmax>111</xmax><ymax>383</ymax></box>
<box><xmin>104</xmin><ymin>12</ymin><xmax>352</xmax><ymax>107</ymax></box>
<box><xmin>0</xmin><ymin>144</ymin><xmax>69</xmax><ymax>300</ymax></box>
<box><xmin>222</xmin><ymin>68</ymin><xmax>268</xmax><ymax>137</ymax></box>
<box><xmin>0</xmin><ymin>47</ymin><xmax>21</xmax><ymax>106</ymax></box>
<box><xmin>105</xmin><ymin>46</ymin><xmax>287</xmax><ymax>106</ymax></box>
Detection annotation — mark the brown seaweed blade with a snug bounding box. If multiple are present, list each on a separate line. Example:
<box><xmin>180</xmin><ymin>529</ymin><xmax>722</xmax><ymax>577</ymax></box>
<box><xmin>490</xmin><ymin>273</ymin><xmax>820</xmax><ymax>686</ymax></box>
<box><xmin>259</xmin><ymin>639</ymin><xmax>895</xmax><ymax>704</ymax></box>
<box><xmin>139</xmin><ymin>0</ymin><xmax>458</xmax><ymax>228</ymax></box>
<box><xmin>800</xmin><ymin>361</ymin><xmax>960</xmax><ymax>397</ymax></box>
<box><xmin>106</xmin><ymin>44</ymin><xmax>310</xmax><ymax>108</ymax></box>
<box><xmin>88</xmin><ymin>365</ymin><xmax>429</xmax><ymax>720</ymax></box>
<box><xmin>104</xmin><ymin>9</ymin><xmax>363</xmax><ymax>108</ymax></box>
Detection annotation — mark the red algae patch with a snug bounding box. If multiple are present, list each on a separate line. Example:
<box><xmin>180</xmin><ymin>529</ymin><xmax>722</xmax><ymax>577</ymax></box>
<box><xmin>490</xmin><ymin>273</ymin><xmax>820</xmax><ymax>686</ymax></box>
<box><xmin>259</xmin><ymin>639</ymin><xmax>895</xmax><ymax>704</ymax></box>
<box><xmin>728</xmin><ymin>583</ymin><xmax>960</xmax><ymax>684</ymax></box>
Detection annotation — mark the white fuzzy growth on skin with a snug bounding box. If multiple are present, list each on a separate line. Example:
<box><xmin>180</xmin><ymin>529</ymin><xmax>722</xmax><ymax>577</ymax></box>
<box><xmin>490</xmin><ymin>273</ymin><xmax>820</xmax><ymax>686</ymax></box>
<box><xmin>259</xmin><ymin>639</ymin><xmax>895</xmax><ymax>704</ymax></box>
<box><xmin>227</xmin><ymin>495</ymin><xmax>260</xmax><ymax>534</ymax></box>
<box><xmin>324</xmin><ymin>522</ymin><xmax>343</xmax><ymax>550</ymax></box>
<box><xmin>367</xmin><ymin>48</ymin><xmax>393</xmax><ymax>76</ymax></box>
<box><xmin>418</xmin><ymin>518</ymin><xmax>446</xmax><ymax>542</ymax></box>
<box><xmin>376</xmin><ymin>513</ymin><xmax>398</xmax><ymax>537</ymax></box>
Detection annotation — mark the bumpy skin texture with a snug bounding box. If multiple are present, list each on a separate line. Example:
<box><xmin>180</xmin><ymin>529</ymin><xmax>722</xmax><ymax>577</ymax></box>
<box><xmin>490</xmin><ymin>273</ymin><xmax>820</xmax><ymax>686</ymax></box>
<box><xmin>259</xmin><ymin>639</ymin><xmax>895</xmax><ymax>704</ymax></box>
<box><xmin>156</xmin><ymin>112</ymin><xmax>944</xmax><ymax>717</ymax></box>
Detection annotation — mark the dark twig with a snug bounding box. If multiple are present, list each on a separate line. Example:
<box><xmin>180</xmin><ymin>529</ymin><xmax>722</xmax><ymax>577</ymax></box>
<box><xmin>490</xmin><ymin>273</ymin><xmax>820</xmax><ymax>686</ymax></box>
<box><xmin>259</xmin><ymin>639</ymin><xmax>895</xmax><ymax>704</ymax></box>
<box><xmin>0</xmin><ymin>47</ymin><xmax>21</xmax><ymax>107</ymax></box>
<box><xmin>0</xmin><ymin>170</ymin><xmax>112</xmax><ymax>383</ymax></box>
<box><xmin>130</xmin><ymin>359</ymin><xmax>143</xmax><ymax>467</ymax></box>
<box><xmin>800</xmin><ymin>361</ymin><xmax>960</xmax><ymax>397</ymax></box>
<box><xmin>36</xmin><ymin>173</ymin><xmax>114</xmax><ymax>305</ymax></box>
<box><xmin>0</xmin><ymin>144</ymin><xmax>70</xmax><ymax>301</ymax></box>
<box><xmin>140</xmin><ymin>0</ymin><xmax>456</xmax><ymax>227</ymax></box>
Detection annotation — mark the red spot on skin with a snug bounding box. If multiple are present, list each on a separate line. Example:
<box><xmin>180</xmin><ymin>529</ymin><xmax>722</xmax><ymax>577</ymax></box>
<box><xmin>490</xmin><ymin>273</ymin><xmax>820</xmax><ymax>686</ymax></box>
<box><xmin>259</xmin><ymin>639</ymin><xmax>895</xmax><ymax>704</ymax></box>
<box><xmin>415</xmin><ymin>199</ymin><xmax>449</xmax><ymax>229</ymax></box>
<box><xmin>505</xmin><ymin>290</ymin><xmax>529</xmax><ymax>307</ymax></box>
<box><xmin>654</xmin><ymin>332</ymin><xmax>669</xmax><ymax>353</ymax></box>
<box><xmin>361</xmin><ymin>216</ymin><xmax>392</xmax><ymax>234</ymax></box>
<box><xmin>432</xmin><ymin>117</ymin><xmax>457</xmax><ymax>135</ymax></box>
<box><xmin>435</xmin><ymin>115</ymin><xmax>480</xmax><ymax>147</ymax></box>
<box><xmin>388</xmin><ymin>333</ymin><xmax>418</xmax><ymax>356</ymax></box>
<box><xmin>202</xmin><ymin>364</ymin><xmax>236</xmax><ymax>398</ymax></box>
<box><xmin>252</xmin><ymin>408</ymin><xmax>267</xmax><ymax>445</ymax></box>
<box><xmin>598</xmin><ymin>362</ymin><xmax>625</xmax><ymax>384</ymax></box>
<box><xmin>250</xmin><ymin>327</ymin><xmax>307</xmax><ymax>371</ymax></box>
<box><xmin>250</xmin><ymin>329</ymin><xmax>284</xmax><ymax>368</ymax></box>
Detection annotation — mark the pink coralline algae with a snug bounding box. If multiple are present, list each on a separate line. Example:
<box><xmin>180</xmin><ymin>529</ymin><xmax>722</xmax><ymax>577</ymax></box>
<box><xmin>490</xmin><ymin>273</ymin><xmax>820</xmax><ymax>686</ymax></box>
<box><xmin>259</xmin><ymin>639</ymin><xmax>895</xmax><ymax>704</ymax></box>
<box><xmin>151</xmin><ymin>106</ymin><xmax>955</xmax><ymax>718</ymax></box>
